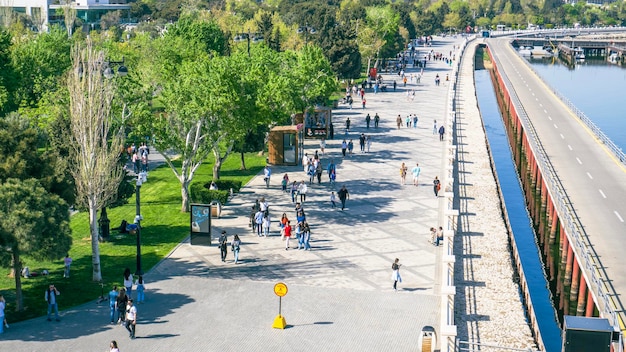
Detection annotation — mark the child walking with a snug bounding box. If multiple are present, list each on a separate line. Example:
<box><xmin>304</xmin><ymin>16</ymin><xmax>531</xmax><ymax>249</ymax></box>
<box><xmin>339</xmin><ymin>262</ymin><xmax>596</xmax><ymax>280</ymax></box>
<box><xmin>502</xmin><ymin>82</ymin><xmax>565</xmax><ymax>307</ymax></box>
<box><xmin>330</xmin><ymin>192</ymin><xmax>337</xmax><ymax>209</ymax></box>
<box><xmin>134</xmin><ymin>276</ymin><xmax>145</xmax><ymax>304</ymax></box>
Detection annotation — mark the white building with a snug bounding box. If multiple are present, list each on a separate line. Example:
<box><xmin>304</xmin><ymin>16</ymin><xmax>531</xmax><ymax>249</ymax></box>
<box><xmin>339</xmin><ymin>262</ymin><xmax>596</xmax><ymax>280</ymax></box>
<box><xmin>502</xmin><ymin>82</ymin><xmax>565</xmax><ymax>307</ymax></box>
<box><xmin>0</xmin><ymin>0</ymin><xmax>131</xmax><ymax>31</ymax></box>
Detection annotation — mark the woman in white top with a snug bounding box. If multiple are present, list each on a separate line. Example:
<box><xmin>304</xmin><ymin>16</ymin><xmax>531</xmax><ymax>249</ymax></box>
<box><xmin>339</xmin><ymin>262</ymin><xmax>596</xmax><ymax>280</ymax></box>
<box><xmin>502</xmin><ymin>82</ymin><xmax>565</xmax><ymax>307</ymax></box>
<box><xmin>298</xmin><ymin>181</ymin><xmax>308</xmax><ymax>203</ymax></box>
<box><xmin>262</xmin><ymin>213</ymin><xmax>271</xmax><ymax>237</ymax></box>
<box><xmin>123</xmin><ymin>268</ymin><xmax>134</xmax><ymax>299</ymax></box>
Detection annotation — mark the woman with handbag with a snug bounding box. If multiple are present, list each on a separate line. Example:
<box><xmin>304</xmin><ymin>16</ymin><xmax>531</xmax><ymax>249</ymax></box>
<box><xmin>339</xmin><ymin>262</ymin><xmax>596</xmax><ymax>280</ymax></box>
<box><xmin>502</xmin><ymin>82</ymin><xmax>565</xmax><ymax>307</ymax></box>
<box><xmin>231</xmin><ymin>235</ymin><xmax>241</xmax><ymax>264</ymax></box>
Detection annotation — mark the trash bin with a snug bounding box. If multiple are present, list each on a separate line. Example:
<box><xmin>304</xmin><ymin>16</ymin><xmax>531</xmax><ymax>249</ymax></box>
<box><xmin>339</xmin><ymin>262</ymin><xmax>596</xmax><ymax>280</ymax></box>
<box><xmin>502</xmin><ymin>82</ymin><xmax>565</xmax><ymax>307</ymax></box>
<box><xmin>211</xmin><ymin>201</ymin><xmax>221</xmax><ymax>218</ymax></box>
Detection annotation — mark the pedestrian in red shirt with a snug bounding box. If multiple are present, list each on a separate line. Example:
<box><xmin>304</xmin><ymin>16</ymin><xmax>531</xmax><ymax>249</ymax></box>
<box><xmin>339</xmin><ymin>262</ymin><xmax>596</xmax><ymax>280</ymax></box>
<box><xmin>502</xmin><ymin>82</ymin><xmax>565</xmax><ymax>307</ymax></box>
<box><xmin>284</xmin><ymin>221</ymin><xmax>292</xmax><ymax>250</ymax></box>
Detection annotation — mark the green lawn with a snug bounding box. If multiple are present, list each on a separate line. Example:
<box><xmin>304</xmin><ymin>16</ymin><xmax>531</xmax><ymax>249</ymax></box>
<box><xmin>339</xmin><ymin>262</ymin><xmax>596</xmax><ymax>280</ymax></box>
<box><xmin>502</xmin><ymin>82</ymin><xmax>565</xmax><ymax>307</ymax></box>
<box><xmin>0</xmin><ymin>152</ymin><xmax>266</xmax><ymax>323</ymax></box>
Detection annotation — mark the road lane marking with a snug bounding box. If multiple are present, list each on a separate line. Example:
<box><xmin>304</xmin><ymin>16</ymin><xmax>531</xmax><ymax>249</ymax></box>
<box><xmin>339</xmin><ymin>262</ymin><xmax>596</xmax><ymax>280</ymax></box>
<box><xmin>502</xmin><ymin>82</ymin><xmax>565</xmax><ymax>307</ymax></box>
<box><xmin>576</xmin><ymin>157</ymin><xmax>582</xmax><ymax>164</ymax></box>
<box><xmin>599</xmin><ymin>189</ymin><xmax>606</xmax><ymax>198</ymax></box>
<box><xmin>554</xmin><ymin>124</ymin><xmax>558</xmax><ymax>129</ymax></box>
<box><xmin>548</xmin><ymin>116</ymin><xmax>552</xmax><ymax>120</ymax></box>
<box><xmin>615</xmin><ymin>211</ymin><xmax>624</xmax><ymax>223</ymax></box>
<box><xmin>544</xmin><ymin>109</ymin><xmax>548</xmax><ymax>114</ymax></box>
<box><xmin>587</xmin><ymin>172</ymin><xmax>593</xmax><ymax>179</ymax></box>
<box><xmin>568</xmin><ymin>145</ymin><xmax>572</xmax><ymax>150</ymax></box>
<box><xmin>560</xmin><ymin>134</ymin><xmax>564</xmax><ymax>139</ymax></box>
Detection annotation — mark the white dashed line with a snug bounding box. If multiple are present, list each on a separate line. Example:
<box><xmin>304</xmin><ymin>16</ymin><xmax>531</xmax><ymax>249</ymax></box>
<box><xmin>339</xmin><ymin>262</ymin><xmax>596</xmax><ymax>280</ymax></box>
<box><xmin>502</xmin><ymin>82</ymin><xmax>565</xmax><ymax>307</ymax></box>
<box><xmin>587</xmin><ymin>172</ymin><xmax>593</xmax><ymax>179</ymax></box>
<box><xmin>553</xmin><ymin>124</ymin><xmax>558</xmax><ymax>129</ymax></box>
<box><xmin>568</xmin><ymin>145</ymin><xmax>572</xmax><ymax>150</ymax></box>
<box><xmin>599</xmin><ymin>189</ymin><xmax>607</xmax><ymax>198</ymax></box>
<box><xmin>548</xmin><ymin>116</ymin><xmax>552</xmax><ymax>120</ymax></box>
<box><xmin>560</xmin><ymin>134</ymin><xmax>565</xmax><ymax>139</ymax></box>
<box><xmin>576</xmin><ymin>157</ymin><xmax>582</xmax><ymax>165</ymax></box>
<box><xmin>544</xmin><ymin>109</ymin><xmax>548</xmax><ymax>114</ymax></box>
<box><xmin>615</xmin><ymin>211</ymin><xmax>624</xmax><ymax>223</ymax></box>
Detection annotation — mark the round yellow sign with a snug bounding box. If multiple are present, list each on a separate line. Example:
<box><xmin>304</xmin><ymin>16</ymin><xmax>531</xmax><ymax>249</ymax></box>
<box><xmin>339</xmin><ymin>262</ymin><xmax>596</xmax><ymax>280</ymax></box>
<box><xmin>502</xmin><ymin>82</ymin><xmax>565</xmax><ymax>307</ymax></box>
<box><xmin>274</xmin><ymin>282</ymin><xmax>288</xmax><ymax>297</ymax></box>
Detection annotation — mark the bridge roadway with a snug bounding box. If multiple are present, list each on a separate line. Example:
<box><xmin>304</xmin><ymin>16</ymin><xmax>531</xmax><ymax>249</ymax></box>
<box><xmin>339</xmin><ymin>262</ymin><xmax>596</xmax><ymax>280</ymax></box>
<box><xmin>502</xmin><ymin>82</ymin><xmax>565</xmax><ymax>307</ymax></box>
<box><xmin>488</xmin><ymin>38</ymin><xmax>626</xmax><ymax>324</ymax></box>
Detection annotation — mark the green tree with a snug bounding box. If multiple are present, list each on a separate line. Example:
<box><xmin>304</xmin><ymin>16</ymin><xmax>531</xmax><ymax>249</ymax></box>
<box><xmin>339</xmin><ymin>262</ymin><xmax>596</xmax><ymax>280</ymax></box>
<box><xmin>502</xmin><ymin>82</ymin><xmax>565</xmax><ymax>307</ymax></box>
<box><xmin>67</xmin><ymin>40</ymin><xmax>125</xmax><ymax>281</ymax></box>
<box><xmin>0</xmin><ymin>178</ymin><xmax>71</xmax><ymax>312</ymax></box>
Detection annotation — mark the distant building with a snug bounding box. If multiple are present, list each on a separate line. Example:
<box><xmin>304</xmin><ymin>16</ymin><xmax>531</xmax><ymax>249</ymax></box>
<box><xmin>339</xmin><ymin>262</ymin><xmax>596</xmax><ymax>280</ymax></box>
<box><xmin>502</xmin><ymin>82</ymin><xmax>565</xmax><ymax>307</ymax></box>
<box><xmin>0</xmin><ymin>0</ymin><xmax>131</xmax><ymax>31</ymax></box>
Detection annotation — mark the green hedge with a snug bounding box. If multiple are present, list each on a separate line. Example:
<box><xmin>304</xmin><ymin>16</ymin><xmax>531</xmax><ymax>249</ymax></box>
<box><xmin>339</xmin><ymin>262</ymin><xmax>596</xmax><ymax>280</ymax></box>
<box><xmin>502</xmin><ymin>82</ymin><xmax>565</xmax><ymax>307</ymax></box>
<box><xmin>189</xmin><ymin>182</ymin><xmax>229</xmax><ymax>205</ymax></box>
<box><xmin>212</xmin><ymin>179</ymin><xmax>243</xmax><ymax>193</ymax></box>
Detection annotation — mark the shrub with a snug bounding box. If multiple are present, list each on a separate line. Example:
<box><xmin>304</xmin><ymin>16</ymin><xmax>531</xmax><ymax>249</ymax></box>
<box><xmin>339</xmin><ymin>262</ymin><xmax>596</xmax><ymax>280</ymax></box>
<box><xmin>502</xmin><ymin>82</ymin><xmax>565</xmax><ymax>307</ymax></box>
<box><xmin>212</xmin><ymin>179</ymin><xmax>243</xmax><ymax>193</ymax></box>
<box><xmin>189</xmin><ymin>182</ymin><xmax>229</xmax><ymax>205</ymax></box>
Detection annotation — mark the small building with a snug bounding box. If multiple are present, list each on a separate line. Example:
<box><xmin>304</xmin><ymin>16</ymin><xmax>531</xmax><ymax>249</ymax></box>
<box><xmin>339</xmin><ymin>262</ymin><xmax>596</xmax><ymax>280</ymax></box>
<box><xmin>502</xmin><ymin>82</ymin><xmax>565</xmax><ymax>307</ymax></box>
<box><xmin>267</xmin><ymin>124</ymin><xmax>303</xmax><ymax>166</ymax></box>
<box><xmin>0</xmin><ymin>0</ymin><xmax>131</xmax><ymax>32</ymax></box>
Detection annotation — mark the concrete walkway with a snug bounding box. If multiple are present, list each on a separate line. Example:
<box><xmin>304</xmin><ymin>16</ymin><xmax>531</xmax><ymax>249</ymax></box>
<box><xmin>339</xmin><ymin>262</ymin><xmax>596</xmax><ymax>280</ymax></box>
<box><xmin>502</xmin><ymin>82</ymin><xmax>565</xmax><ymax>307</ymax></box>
<box><xmin>0</xmin><ymin>37</ymin><xmax>464</xmax><ymax>351</ymax></box>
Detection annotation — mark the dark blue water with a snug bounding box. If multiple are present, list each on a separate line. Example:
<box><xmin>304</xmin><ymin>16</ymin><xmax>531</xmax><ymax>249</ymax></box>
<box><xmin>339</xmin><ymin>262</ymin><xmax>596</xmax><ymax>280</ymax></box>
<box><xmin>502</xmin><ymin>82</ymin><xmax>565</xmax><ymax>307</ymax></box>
<box><xmin>475</xmin><ymin>70</ymin><xmax>562</xmax><ymax>352</ymax></box>
<box><xmin>528</xmin><ymin>58</ymin><xmax>626</xmax><ymax>150</ymax></box>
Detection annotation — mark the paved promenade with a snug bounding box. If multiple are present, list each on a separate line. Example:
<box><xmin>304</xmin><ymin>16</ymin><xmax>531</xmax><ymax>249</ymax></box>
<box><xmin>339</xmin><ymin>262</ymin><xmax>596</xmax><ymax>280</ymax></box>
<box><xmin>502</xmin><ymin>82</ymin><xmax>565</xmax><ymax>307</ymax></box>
<box><xmin>0</xmin><ymin>37</ymin><xmax>491</xmax><ymax>351</ymax></box>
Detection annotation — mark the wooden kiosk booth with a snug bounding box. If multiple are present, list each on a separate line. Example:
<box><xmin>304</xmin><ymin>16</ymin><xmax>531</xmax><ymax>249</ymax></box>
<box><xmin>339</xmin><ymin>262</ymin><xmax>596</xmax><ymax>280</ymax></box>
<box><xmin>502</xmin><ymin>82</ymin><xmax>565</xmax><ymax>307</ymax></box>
<box><xmin>268</xmin><ymin>124</ymin><xmax>303</xmax><ymax>166</ymax></box>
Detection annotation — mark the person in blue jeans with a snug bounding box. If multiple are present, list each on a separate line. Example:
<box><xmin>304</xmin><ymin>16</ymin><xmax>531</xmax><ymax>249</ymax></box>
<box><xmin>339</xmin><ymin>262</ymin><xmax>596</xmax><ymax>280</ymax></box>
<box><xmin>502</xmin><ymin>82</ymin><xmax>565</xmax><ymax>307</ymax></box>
<box><xmin>135</xmin><ymin>276</ymin><xmax>145</xmax><ymax>303</ymax></box>
<box><xmin>302</xmin><ymin>222</ymin><xmax>312</xmax><ymax>250</ymax></box>
<box><xmin>45</xmin><ymin>284</ymin><xmax>61</xmax><ymax>321</ymax></box>
<box><xmin>108</xmin><ymin>286</ymin><xmax>119</xmax><ymax>323</ymax></box>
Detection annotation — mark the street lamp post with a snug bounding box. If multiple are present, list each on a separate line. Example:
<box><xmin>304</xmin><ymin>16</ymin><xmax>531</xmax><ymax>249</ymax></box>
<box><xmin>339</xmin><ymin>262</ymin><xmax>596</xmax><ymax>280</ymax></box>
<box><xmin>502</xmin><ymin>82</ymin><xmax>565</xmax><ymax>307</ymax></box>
<box><xmin>233</xmin><ymin>31</ymin><xmax>264</xmax><ymax>57</ymax></box>
<box><xmin>297</xmin><ymin>24</ymin><xmax>317</xmax><ymax>46</ymax></box>
<box><xmin>135</xmin><ymin>172</ymin><xmax>147</xmax><ymax>276</ymax></box>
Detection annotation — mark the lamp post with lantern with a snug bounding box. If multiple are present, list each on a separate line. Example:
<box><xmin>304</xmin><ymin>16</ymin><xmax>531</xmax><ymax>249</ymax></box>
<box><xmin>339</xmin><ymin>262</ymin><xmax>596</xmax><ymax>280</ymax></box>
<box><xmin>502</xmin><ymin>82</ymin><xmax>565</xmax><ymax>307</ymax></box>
<box><xmin>233</xmin><ymin>31</ymin><xmax>264</xmax><ymax>57</ymax></box>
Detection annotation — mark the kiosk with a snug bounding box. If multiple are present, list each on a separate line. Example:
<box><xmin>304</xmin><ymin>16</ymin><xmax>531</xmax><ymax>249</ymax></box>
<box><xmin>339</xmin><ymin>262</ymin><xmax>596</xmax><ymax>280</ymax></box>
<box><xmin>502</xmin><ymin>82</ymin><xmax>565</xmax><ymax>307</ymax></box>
<box><xmin>268</xmin><ymin>125</ymin><xmax>303</xmax><ymax>166</ymax></box>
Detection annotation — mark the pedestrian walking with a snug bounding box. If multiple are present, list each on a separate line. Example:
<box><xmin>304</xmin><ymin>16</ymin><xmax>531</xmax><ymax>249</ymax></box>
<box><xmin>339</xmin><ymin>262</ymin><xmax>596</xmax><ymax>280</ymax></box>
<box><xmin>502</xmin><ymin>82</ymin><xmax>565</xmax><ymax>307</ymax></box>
<box><xmin>316</xmin><ymin>161</ymin><xmax>323</xmax><ymax>184</ymax></box>
<box><xmin>231</xmin><ymin>234</ymin><xmax>241</xmax><ymax>263</ymax></box>
<box><xmin>303</xmin><ymin>153</ymin><xmax>311</xmax><ymax>173</ymax></box>
<box><xmin>219</xmin><ymin>231</ymin><xmax>228</xmax><ymax>262</ymax></box>
<box><xmin>433</xmin><ymin>176</ymin><xmax>441</xmax><ymax>197</ymax></box>
<box><xmin>359</xmin><ymin>133</ymin><xmax>366</xmax><ymax>152</ymax></box>
<box><xmin>330</xmin><ymin>191</ymin><xmax>337</xmax><ymax>208</ymax></box>
<box><xmin>400</xmin><ymin>162</ymin><xmax>408</xmax><ymax>185</ymax></box>
<box><xmin>406</xmin><ymin>115</ymin><xmax>411</xmax><ymax>128</ymax></box>
<box><xmin>263</xmin><ymin>165</ymin><xmax>271</xmax><ymax>188</ymax></box>
<box><xmin>439</xmin><ymin>125</ymin><xmax>445</xmax><ymax>141</ymax></box>
<box><xmin>338</xmin><ymin>185</ymin><xmax>350</xmax><ymax>210</ymax></box>
<box><xmin>374</xmin><ymin>113</ymin><xmax>380</xmax><ymax>128</ymax></box>
<box><xmin>296</xmin><ymin>222</ymin><xmax>305</xmax><ymax>250</ymax></box>
<box><xmin>108</xmin><ymin>286</ymin><xmax>119</xmax><ymax>324</ymax></box>
<box><xmin>110</xmin><ymin>341</ymin><xmax>120</xmax><ymax>352</ymax></box>
<box><xmin>123</xmin><ymin>268</ymin><xmax>133</xmax><ymax>299</ymax></box>
<box><xmin>411</xmin><ymin>163</ymin><xmax>421</xmax><ymax>186</ymax></box>
<box><xmin>341</xmin><ymin>140</ymin><xmax>347</xmax><ymax>157</ymax></box>
<box><xmin>298</xmin><ymin>181</ymin><xmax>308</xmax><ymax>203</ymax></box>
<box><xmin>327</xmin><ymin>160</ymin><xmax>336</xmax><ymax>181</ymax></box>
<box><xmin>0</xmin><ymin>294</ymin><xmax>6</xmax><ymax>334</ymax></box>
<box><xmin>366</xmin><ymin>135</ymin><xmax>372</xmax><ymax>153</ymax></box>
<box><xmin>320</xmin><ymin>138</ymin><xmax>326</xmax><ymax>155</ymax></box>
<box><xmin>392</xmin><ymin>258</ymin><xmax>402</xmax><ymax>292</ymax></box>
<box><xmin>263</xmin><ymin>212</ymin><xmax>271</xmax><ymax>237</ymax></box>
<box><xmin>302</xmin><ymin>222</ymin><xmax>312</xmax><ymax>250</ymax></box>
<box><xmin>134</xmin><ymin>276</ymin><xmax>145</xmax><ymax>304</ymax></box>
<box><xmin>346</xmin><ymin>117</ymin><xmax>351</xmax><ymax>132</ymax></box>
<box><xmin>281</xmin><ymin>174</ymin><xmax>289</xmax><ymax>192</ymax></box>
<box><xmin>393</xmin><ymin>80</ymin><xmax>397</xmax><ymax>91</ymax></box>
<box><xmin>116</xmin><ymin>288</ymin><xmax>128</xmax><ymax>325</ymax></box>
<box><xmin>348</xmin><ymin>140</ymin><xmax>354</xmax><ymax>156</ymax></box>
<box><xmin>413</xmin><ymin>115</ymin><xmax>418</xmax><ymax>128</ymax></box>
<box><xmin>284</xmin><ymin>221</ymin><xmax>292</xmax><ymax>250</ymax></box>
<box><xmin>290</xmin><ymin>181</ymin><xmax>298</xmax><ymax>203</ymax></box>
<box><xmin>125</xmin><ymin>299</ymin><xmax>137</xmax><ymax>339</ymax></box>
<box><xmin>63</xmin><ymin>254</ymin><xmax>72</xmax><ymax>278</ymax></box>
<box><xmin>45</xmin><ymin>284</ymin><xmax>61</xmax><ymax>321</ymax></box>
<box><xmin>396</xmin><ymin>115</ymin><xmax>402</xmax><ymax>129</ymax></box>
<box><xmin>280</xmin><ymin>213</ymin><xmax>289</xmax><ymax>231</ymax></box>
<box><xmin>254</xmin><ymin>209</ymin><xmax>264</xmax><ymax>236</ymax></box>
<box><xmin>365</xmin><ymin>114</ymin><xmax>371</xmax><ymax>129</ymax></box>
<box><xmin>433</xmin><ymin>120</ymin><xmax>437</xmax><ymax>134</ymax></box>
